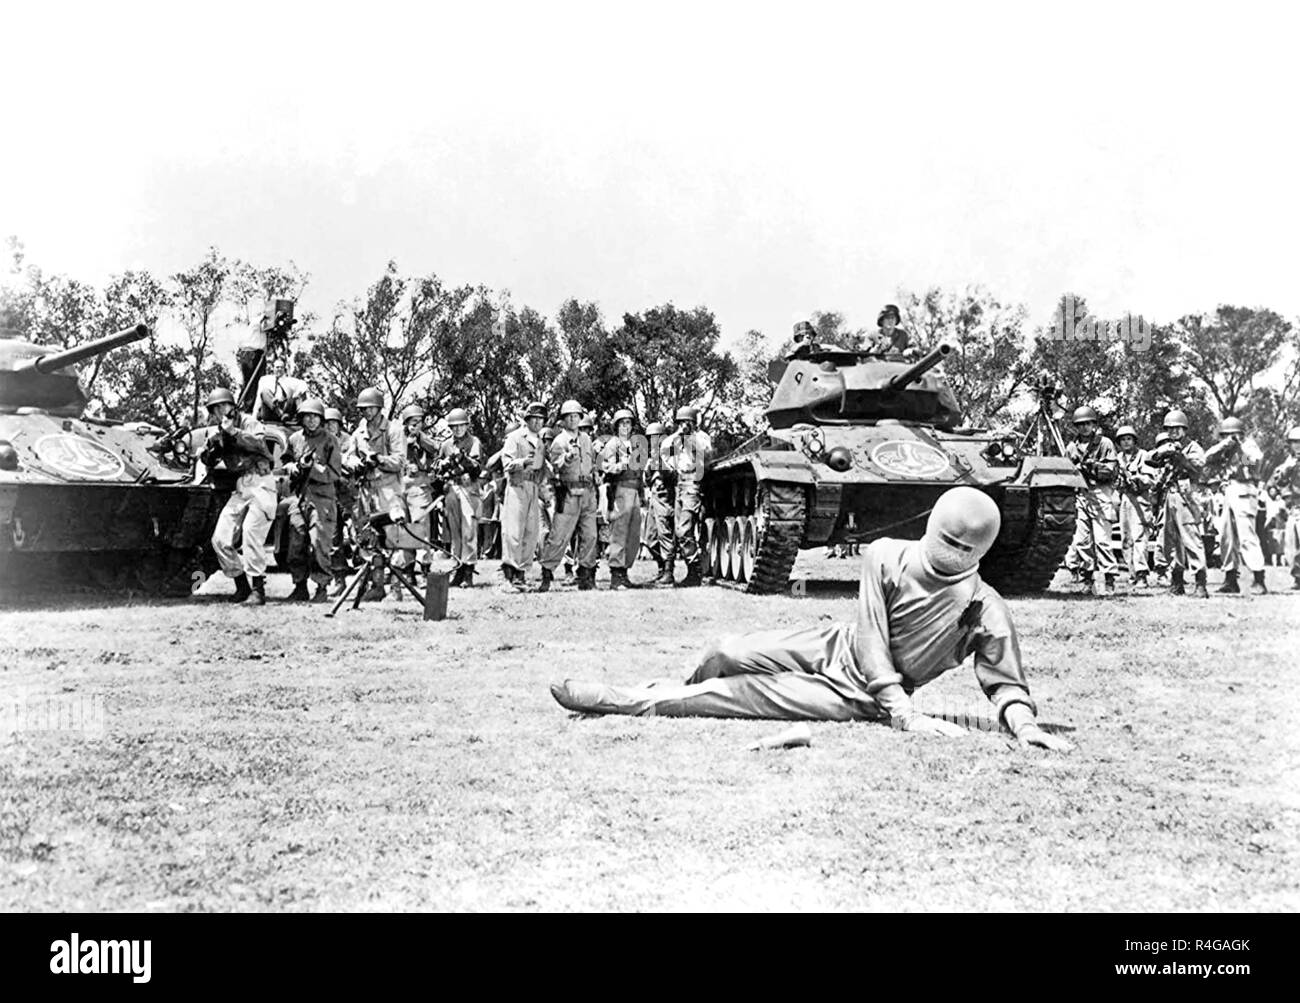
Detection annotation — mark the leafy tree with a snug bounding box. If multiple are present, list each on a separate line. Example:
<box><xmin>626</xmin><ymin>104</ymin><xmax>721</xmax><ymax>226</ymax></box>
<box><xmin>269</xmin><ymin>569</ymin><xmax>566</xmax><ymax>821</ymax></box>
<box><xmin>1172</xmin><ymin>305</ymin><xmax>1291</xmax><ymax>418</ymax></box>
<box><xmin>550</xmin><ymin>299</ymin><xmax>632</xmax><ymax>427</ymax></box>
<box><xmin>91</xmin><ymin>270</ymin><xmax>189</xmax><ymax>426</ymax></box>
<box><xmin>170</xmin><ymin>248</ymin><xmax>238</xmax><ymax>424</ymax></box>
<box><xmin>1023</xmin><ymin>293</ymin><xmax>1126</xmax><ymax>428</ymax></box>
<box><xmin>613</xmin><ymin>303</ymin><xmax>736</xmax><ymax>428</ymax></box>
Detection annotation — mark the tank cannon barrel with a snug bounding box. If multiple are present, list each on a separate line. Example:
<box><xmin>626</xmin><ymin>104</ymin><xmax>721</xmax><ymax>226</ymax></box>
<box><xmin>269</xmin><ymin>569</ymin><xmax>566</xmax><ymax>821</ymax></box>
<box><xmin>887</xmin><ymin>341</ymin><xmax>953</xmax><ymax>390</ymax></box>
<box><xmin>25</xmin><ymin>323</ymin><xmax>149</xmax><ymax>374</ymax></box>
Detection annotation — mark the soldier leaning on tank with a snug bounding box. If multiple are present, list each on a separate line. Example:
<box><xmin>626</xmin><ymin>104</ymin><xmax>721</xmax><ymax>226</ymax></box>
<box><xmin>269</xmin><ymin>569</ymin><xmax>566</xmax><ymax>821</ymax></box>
<box><xmin>351</xmin><ymin>386</ymin><xmax>406</xmax><ymax>602</ymax></box>
<box><xmin>1114</xmin><ymin>424</ymin><xmax>1163</xmax><ymax>587</ymax></box>
<box><xmin>437</xmin><ymin>408</ymin><xmax>483</xmax><ymax>588</ymax></box>
<box><xmin>538</xmin><ymin>400</ymin><xmax>600</xmax><ymax>592</ymax></box>
<box><xmin>866</xmin><ymin>303</ymin><xmax>910</xmax><ymax>356</ymax></box>
<box><xmin>600</xmin><ymin>409</ymin><xmax>649</xmax><ymax>590</ymax></box>
<box><xmin>1062</xmin><ymin>406</ymin><xmax>1119</xmax><ymax>596</ymax></box>
<box><xmin>659</xmin><ymin>406</ymin><xmax>712</xmax><ymax>588</ymax></box>
<box><xmin>201</xmin><ymin>388</ymin><xmax>277</xmax><ymax>606</ymax></box>
<box><xmin>1265</xmin><ymin>425</ymin><xmax>1300</xmax><ymax>589</ymax></box>
<box><xmin>324</xmin><ymin>407</ymin><xmax>359</xmax><ymax>596</ymax></box>
<box><xmin>282</xmin><ymin>398</ymin><xmax>342</xmax><ymax>602</ymax></box>
<box><xmin>640</xmin><ymin>421</ymin><xmax>675</xmax><ymax>577</ymax></box>
<box><xmin>1147</xmin><ymin>409</ymin><xmax>1209</xmax><ymax>597</ymax></box>
<box><xmin>1203</xmin><ymin>416</ymin><xmax>1269</xmax><ymax>595</ymax></box>
<box><xmin>498</xmin><ymin>402</ymin><xmax>548</xmax><ymax>592</ymax></box>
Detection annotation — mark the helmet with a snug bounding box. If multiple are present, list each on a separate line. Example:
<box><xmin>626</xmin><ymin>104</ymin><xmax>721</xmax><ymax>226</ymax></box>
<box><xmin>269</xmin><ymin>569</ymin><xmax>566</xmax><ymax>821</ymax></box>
<box><xmin>877</xmin><ymin>303</ymin><xmax>902</xmax><ymax>326</ymax></box>
<box><xmin>1071</xmin><ymin>406</ymin><xmax>1099</xmax><ymax>424</ymax></box>
<box><xmin>1155</xmin><ymin>431</ymin><xmax>1171</xmax><ymax>446</ymax></box>
<box><xmin>205</xmin><ymin>387</ymin><xmax>236</xmax><ymax>408</ymax></box>
<box><xmin>922</xmin><ymin>487</ymin><xmax>1001</xmax><ymax>576</ymax></box>
<box><xmin>503</xmin><ymin>419</ymin><xmax>521</xmax><ymax>435</ymax></box>
<box><xmin>541</xmin><ymin>426</ymin><xmax>558</xmax><ymax>441</ymax></box>
<box><xmin>1217</xmin><ymin>416</ymin><xmax>1245</xmax><ymax>436</ymax></box>
<box><xmin>578</xmin><ymin>415</ymin><xmax>595</xmax><ymax>431</ymax></box>
<box><xmin>1115</xmin><ymin>424</ymin><xmax>1137</xmax><ymax>440</ymax></box>
<box><xmin>675</xmin><ymin>406</ymin><xmax>699</xmax><ymax>423</ymax></box>
<box><xmin>446</xmin><ymin>407</ymin><xmax>470</xmax><ymax>426</ymax></box>
<box><xmin>400</xmin><ymin>404</ymin><xmax>425</xmax><ymax>424</ymax></box>
<box><xmin>524</xmin><ymin>400</ymin><xmax>547</xmax><ymax>420</ymax></box>
<box><xmin>645</xmin><ymin>422</ymin><xmax>668</xmax><ymax>436</ymax></box>
<box><xmin>323</xmin><ymin>407</ymin><xmax>344</xmax><ymax>423</ymax></box>
<box><xmin>1288</xmin><ymin>426</ymin><xmax>1300</xmax><ymax>443</ymax></box>
<box><xmin>297</xmin><ymin>397</ymin><xmax>326</xmax><ymax>419</ymax></box>
<box><xmin>612</xmin><ymin>408</ymin><xmax>635</xmax><ymax>425</ymax></box>
<box><xmin>357</xmin><ymin>387</ymin><xmax>384</xmax><ymax>409</ymax></box>
<box><xmin>1162</xmin><ymin>409</ymin><xmax>1189</xmax><ymax>429</ymax></box>
<box><xmin>559</xmin><ymin>399</ymin><xmax>584</xmax><ymax>417</ymax></box>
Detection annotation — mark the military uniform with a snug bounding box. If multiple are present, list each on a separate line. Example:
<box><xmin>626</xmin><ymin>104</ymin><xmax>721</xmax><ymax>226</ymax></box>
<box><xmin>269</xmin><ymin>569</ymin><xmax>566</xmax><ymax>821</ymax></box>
<box><xmin>1115</xmin><ymin>441</ymin><xmax>1164</xmax><ymax>582</ymax></box>
<box><xmin>438</xmin><ymin>431</ymin><xmax>483</xmax><ymax>576</ymax></box>
<box><xmin>207</xmin><ymin>413</ymin><xmax>277</xmax><ymax>595</ymax></box>
<box><xmin>285</xmin><ymin>423</ymin><xmax>342</xmax><ymax>595</ymax></box>
<box><xmin>500</xmin><ymin>422</ymin><xmax>547</xmax><ymax>577</ymax></box>
<box><xmin>1064</xmin><ymin>432</ymin><xmax>1119</xmax><ymax>588</ymax></box>
<box><xmin>1204</xmin><ymin>425</ymin><xmax>1267</xmax><ymax>591</ymax></box>
<box><xmin>600</xmin><ymin>428</ymin><xmax>648</xmax><ymax>580</ymax></box>
<box><xmin>641</xmin><ymin>428</ymin><xmax>675</xmax><ymax>573</ymax></box>
<box><xmin>539</xmin><ymin>427</ymin><xmax>599</xmax><ymax>578</ymax></box>
<box><xmin>661</xmin><ymin>424</ymin><xmax>712</xmax><ymax>580</ymax></box>
<box><xmin>1267</xmin><ymin>449</ymin><xmax>1300</xmax><ymax>587</ymax></box>
<box><xmin>1151</xmin><ymin>437</ymin><xmax>1209</xmax><ymax>587</ymax></box>
<box><xmin>398</xmin><ymin>419</ymin><xmax>444</xmax><ymax>573</ymax></box>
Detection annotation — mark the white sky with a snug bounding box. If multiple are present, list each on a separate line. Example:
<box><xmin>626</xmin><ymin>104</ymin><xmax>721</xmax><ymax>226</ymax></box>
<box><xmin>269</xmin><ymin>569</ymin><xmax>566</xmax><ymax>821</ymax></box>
<box><xmin>3</xmin><ymin>0</ymin><xmax>1298</xmax><ymax>352</ymax></box>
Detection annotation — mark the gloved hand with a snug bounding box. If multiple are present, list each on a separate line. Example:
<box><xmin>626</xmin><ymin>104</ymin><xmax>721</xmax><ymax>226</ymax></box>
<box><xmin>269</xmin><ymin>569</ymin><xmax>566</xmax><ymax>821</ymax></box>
<box><xmin>1004</xmin><ymin>703</ymin><xmax>1073</xmax><ymax>753</ymax></box>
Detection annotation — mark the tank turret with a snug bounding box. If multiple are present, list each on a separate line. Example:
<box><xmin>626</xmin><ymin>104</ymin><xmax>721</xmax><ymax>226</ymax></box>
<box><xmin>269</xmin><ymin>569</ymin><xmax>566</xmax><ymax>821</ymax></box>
<box><xmin>0</xmin><ymin>323</ymin><xmax>149</xmax><ymax>415</ymax></box>
<box><xmin>765</xmin><ymin>341</ymin><xmax>961</xmax><ymax>429</ymax></box>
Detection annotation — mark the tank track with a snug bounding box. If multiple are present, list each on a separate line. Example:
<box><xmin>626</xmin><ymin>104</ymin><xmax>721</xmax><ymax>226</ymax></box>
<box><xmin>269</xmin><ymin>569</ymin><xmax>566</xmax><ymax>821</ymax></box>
<box><xmin>745</xmin><ymin>481</ymin><xmax>806</xmax><ymax>595</ymax></box>
<box><xmin>978</xmin><ymin>486</ymin><xmax>1077</xmax><ymax>594</ymax></box>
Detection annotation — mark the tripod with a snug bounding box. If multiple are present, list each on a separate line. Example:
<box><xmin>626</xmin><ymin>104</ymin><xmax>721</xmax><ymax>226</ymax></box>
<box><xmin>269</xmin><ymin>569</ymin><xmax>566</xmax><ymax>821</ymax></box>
<box><xmin>325</xmin><ymin>516</ymin><xmax>449</xmax><ymax>620</ymax></box>
<box><xmin>1018</xmin><ymin>373</ymin><xmax>1070</xmax><ymax>457</ymax></box>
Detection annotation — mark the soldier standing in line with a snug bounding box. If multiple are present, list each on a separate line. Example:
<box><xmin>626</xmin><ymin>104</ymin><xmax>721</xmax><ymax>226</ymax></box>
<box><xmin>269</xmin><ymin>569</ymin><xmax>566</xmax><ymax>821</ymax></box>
<box><xmin>640</xmin><ymin>421</ymin><xmax>674</xmax><ymax>579</ymax></box>
<box><xmin>323</xmin><ymin>407</ymin><xmax>359</xmax><ymax>595</ymax></box>
<box><xmin>536</xmin><ymin>425</ymin><xmax>559</xmax><ymax>564</ymax></box>
<box><xmin>352</xmin><ymin>386</ymin><xmax>406</xmax><ymax>602</ymax></box>
<box><xmin>1266</xmin><ymin>425</ymin><xmax>1300</xmax><ymax>590</ymax></box>
<box><xmin>600</xmin><ymin>408</ymin><xmax>648</xmax><ymax>590</ymax></box>
<box><xmin>395</xmin><ymin>403</ymin><xmax>442</xmax><ymax>593</ymax></box>
<box><xmin>437</xmin><ymin>408</ymin><xmax>483</xmax><ymax>588</ymax></box>
<box><xmin>1148</xmin><ymin>409</ymin><xmax>1209</xmax><ymax>598</ymax></box>
<box><xmin>498</xmin><ymin>402</ymin><xmax>548</xmax><ymax>592</ymax></box>
<box><xmin>576</xmin><ymin>413</ymin><xmax>605</xmax><ymax>584</ymax></box>
<box><xmin>283</xmin><ymin>398</ymin><xmax>342</xmax><ymax>602</ymax></box>
<box><xmin>1204</xmin><ymin>416</ymin><xmax>1268</xmax><ymax>595</ymax></box>
<box><xmin>1063</xmin><ymin>406</ymin><xmax>1119</xmax><ymax>596</ymax></box>
<box><xmin>202</xmin><ymin>388</ymin><xmax>276</xmax><ymax>606</ymax></box>
<box><xmin>659</xmin><ymin>405</ymin><xmax>712</xmax><ymax>588</ymax></box>
<box><xmin>1114</xmin><ymin>424</ymin><xmax>1160</xmax><ymax>587</ymax></box>
<box><xmin>538</xmin><ymin>400</ymin><xmax>599</xmax><ymax>592</ymax></box>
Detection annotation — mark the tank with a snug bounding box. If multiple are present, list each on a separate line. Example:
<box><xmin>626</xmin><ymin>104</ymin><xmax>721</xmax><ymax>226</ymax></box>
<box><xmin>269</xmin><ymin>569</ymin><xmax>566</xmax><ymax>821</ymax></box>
<box><xmin>699</xmin><ymin>339</ymin><xmax>1085</xmax><ymax>594</ymax></box>
<box><xmin>0</xmin><ymin>324</ymin><xmax>226</xmax><ymax>595</ymax></box>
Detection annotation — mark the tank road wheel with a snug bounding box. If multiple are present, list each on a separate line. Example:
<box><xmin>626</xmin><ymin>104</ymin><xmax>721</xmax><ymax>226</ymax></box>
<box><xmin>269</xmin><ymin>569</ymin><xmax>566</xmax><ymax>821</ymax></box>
<box><xmin>714</xmin><ymin>517</ymin><xmax>730</xmax><ymax>581</ymax></box>
<box><xmin>708</xmin><ymin>518</ymin><xmax>725</xmax><ymax>578</ymax></box>
<box><xmin>745</xmin><ymin>482</ymin><xmax>806</xmax><ymax>595</ymax></box>
<box><xmin>701</xmin><ymin>518</ymin><xmax>715</xmax><ymax>578</ymax></box>
<box><xmin>739</xmin><ymin>516</ymin><xmax>757</xmax><ymax>583</ymax></box>
<box><xmin>727</xmin><ymin>516</ymin><xmax>745</xmax><ymax>582</ymax></box>
<box><xmin>979</xmin><ymin>486</ymin><xmax>1078</xmax><ymax>594</ymax></box>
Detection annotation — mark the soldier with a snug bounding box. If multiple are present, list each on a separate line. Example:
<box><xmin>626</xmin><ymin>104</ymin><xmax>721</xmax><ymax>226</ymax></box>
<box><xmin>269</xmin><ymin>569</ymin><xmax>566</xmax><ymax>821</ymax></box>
<box><xmin>499</xmin><ymin>401</ymin><xmax>548</xmax><ymax>592</ymax></box>
<box><xmin>323</xmin><ymin>407</ymin><xmax>358</xmax><ymax>596</ymax></box>
<box><xmin>1148</xmin><ymin>409</ymin><xmax>1209</xmax><ymax>598</ymax></box>
<box><xmin>202</xmin><ymin>388</ymin><xmax>276</xmax><ymax>606</ymax></box>
<box><xmin>867</xmin><ymin>303</ymin><xmax>910</xmax><ymax>356</ymax></box>
<box><xmin>537</xmin><ymin>425</ymin><xmax>559</xmax><ymax>561</ymax></box>
<box><xmin>1063</xmin><ymin>406</ymin><xmax>1119</xmax><ymax>596</ymax></box>
<box><xmin>1266</xmin><ymin>426</ymin><xmax>1300</xmax><ymax>590</ymax></box>
<box><xmin>641</xmin><ymin>421</ymin><xmax>675</xmax><ymax>578</ymax></box>
<box><xmin>538</xmin><ymin>400</ymin><xmax>599</xmax><ymax>592</ymax></box>
<box><xmin>253</xmin><ymin>350</ymin><xmax>310</xmax><ymax>425</ymax></box>
<box><xmin>550</xmin><ymin>487</ymin><xmax>1071</xmax><ymax>755</ymax></box>
<box><xmin>1114</xmin><ymin>424</ymin><xmax>1162</xmax><ymax>587</ymax></box>
<box><xmin>600</xmin><ymin>409</ymin><xmax>648</xmax><ymax>590</ymax></box>
<box><xmin>438</xmin><ymin>407</ymin><xmax>483</xmax><ymax>588</ymax></box>
<box><xmin>659</xmin><ymin>406</ymin><xmax>711</xmax><ymax>588</ymax></box>
<box><xmin>397</xmin><ymin>403</ymin><xmax>442</xmax><ymax>590</ymax></box>
<box><xmin>581</xmin><ymin>414</ymin><xmax>606</xmax><ymax>584</ymax></box>
<box><xmin>352</xmin><ymin>386</ymin><xmax>405</xmax><ymax>601</ymax></box>
<box><xmin>283</xmin><ymin>398</ymin><xmax>342</xmax><ymax>602</ymax></box>
<box><xmin>1203</xmin><ymin>416</ymin><xmax>1268</xmax><ymax>595</ymax></box>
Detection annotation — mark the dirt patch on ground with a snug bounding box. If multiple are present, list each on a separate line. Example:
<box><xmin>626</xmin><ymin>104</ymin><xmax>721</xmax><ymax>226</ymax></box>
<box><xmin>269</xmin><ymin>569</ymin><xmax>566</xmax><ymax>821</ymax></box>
<box><xmin>1</xmin><ymin>556</ymin><xmax>1297</xmax><ymax>911</ymax></box>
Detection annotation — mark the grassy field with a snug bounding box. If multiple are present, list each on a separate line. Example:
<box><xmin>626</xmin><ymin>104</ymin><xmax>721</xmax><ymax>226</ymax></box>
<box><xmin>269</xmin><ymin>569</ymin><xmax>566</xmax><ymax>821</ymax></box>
<box><xmin>1</xmin><ymin>555</ymin><xmax>1297</xmax><ymax>912</ymax></box>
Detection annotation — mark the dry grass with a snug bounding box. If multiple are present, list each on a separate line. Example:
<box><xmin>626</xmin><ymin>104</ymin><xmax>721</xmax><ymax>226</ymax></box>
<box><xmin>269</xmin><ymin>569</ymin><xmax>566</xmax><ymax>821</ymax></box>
<box><xmin>1</xmin><ymin>555</ymin><xmax>1297</xmax><ymax>911</ymax></box>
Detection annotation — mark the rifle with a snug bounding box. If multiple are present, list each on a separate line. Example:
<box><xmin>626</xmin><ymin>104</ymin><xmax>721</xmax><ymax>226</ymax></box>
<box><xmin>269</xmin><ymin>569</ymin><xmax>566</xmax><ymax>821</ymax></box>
<box><xmin>146</xmin><ymin>424</ymin><xmax>194</xmax><ymax>465</ymax></box>
<box><xmin>289</xmin><ymin>446</ymin><xmax>316</xmax><ymax>497</ymax></box>
<box><xmin>1148</xmin><ymin>443</ymin><xmax>1186</xmax><ymax>514</ymax></box>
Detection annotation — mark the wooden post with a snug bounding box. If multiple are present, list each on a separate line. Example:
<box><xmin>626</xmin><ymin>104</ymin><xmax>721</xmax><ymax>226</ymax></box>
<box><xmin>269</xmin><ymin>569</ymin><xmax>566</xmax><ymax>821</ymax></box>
<box><xmin>423</xmin><ymin>570</ymin><xmax>450</xmax><ymax>621</ymax></box>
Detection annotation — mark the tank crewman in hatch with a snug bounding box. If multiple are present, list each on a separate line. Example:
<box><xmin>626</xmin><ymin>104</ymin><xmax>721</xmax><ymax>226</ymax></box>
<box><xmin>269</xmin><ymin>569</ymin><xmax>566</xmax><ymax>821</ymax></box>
<box><xmin>550</xmin><ymin>487</ymin><xmax>1072</xmax><ymax>754</ymax></box>
<box><xmin>202</xmin><ymin>387</ymin><xmax>276</xmax><ymax>606</ymax></box>
<box><xmin>866</xmin><ymin>303</ymin><xmax>910</xmax><ymax>356</ymax></box>
<box><xmin>283</xmin><ymin>397</ymin><xmax>342</xmax><ymax>602</ymax></box>
<box><xmin>1063</xmin><ymin>406</ymin><xmax>1119</xmax><ymax>596</ymax></box>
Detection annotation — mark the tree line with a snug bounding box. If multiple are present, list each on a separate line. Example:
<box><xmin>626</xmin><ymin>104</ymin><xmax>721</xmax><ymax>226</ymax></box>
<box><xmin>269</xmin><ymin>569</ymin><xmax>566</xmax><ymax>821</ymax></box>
<box><xmin>2</xmin><ymin>237</ymin><xmax>1297</xmax><ymax>470</ymax></box>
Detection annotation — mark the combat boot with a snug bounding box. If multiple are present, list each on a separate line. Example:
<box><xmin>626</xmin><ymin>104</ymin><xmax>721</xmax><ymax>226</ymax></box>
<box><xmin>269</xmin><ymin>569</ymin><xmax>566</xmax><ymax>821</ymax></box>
<box><xmin>312</xmin><ymin>582</ymin><xmax>329</xmax><ymax>603</ymax></box>
<box><xmin>1193</xmin><ymin>570</ymin><xmax>1208</xmax><ymax>599</ymax></box>
<box><xmin>457</xmin><ymin>564</ymin><xmax>476</xmax><ymax>589</ymax></box>
<box><xmin>1250</xmin><ymin>570</ymin><xmax>1268</xmax><ymax>596</ymax></box>
<box><xmin>361</xmin><ymin>578</ymin><xmax>387</xmax><ymax>602</ymax></box>
<box><xmin>1133</xmin><ymin>570</ymin><xmax>1149</xmax><ymax>588</ymax></box>
<box><xmin>1093</xmin><ymin>575</ymin><xmax>1110</xmax><ymax>597</ymax></box>
<box><xmin>230</xmin><ymin>574</ymin><xmax>252</xmax><ymax>603</ymax></box>
<box><xmin>609</xmin><ymin>568</ymin><xmax>630</xmax><ymax>591</ymax></box>
<box><xmin>242</xmin><ymin>575</ymin><xmax>266</xmax><ymax>606</ymax></box>
<box><xmin>1168</xmin><ymin>569</ymin><xmax>1185</xmax><ymax>595</ymax></box>
<box><xmin>288</xmin><ymin>581</ymin><xmax>310</xmax><ymax>602</ymax></box>
<box><xmin>654</xmin><ymin>561</ymin><xmax>676</xmax><ymax>587</ymax></box>
<box><xmin>1216</xmin><ymin>570</ymin><xmax>1240</xmax><ymax>594</ymax></box>
<box><xmin>562</xmin><ymin>563</ymin><xmax>577</xmax><ymax>587</ymax></box>
<box><xmin>328</xmin><ymin>574</ymin><xmax>349</xmax><ymax>598</ymax></box>
<box><xmin>577</xmin><ymin>566</ymin><xmax>596</xmax><ymax>591</ymax></box>
<box><xmin>1079</xmin><ymin>572</ymin><xmax>1094</xmax><ymax>593</ymax></box>
<box><xmin>1154</xmin><ymin>568</ymin><xmax>1169</xmax><ymax>586</ymax></box>
<box><xmin>677</xmin><ymin>567</ymin><xmax>703</xmax><ymax>588</ymax></box>
<box><xmin>537</xmin><ymin>568</ymin><xmax>553</xmax><ymax>593</ymax></box>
